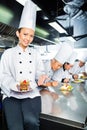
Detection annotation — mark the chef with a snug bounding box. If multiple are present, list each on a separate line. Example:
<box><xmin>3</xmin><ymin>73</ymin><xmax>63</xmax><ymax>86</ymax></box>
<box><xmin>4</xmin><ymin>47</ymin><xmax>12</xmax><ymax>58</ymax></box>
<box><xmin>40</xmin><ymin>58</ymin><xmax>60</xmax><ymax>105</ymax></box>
<box><xmin>52</xmin><ymin>51</ymin><xmax>77</xmax><ymax>83</ymax></box>
<box><xmin>69</xmin><ymin>56</ymin><xmax>87</xmax><ymax>78</ymax></box>
<box><xmin>0</xmin><ymin>1</ymin><xmax>47</xmax><ymax>130</ymax></box>
<box><xmin>42</xmin><ymin>42</ymin><xmax>74</xmax><ymax>83</ymax></box>
<box><xmin>39</xmin><ymin>42</ymin><xmax>74</xmax><ymax>114</ymax></box>
<box><xmin>39</xmin><ymin>42</ymin><xmax>74</xmax><ymax>99</ymax></box>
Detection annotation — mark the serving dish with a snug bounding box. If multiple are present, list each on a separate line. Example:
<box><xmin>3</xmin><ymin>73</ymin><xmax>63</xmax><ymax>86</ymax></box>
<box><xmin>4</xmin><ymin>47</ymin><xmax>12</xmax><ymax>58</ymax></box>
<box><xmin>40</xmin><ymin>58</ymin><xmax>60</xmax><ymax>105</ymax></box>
<box><xmin>11</xmin><ymin>86</ymin><xmax>32</xmax><ymax>93</ymax></box>
<box><xmin>60</xmin><ymin>83</ymin><xmax>73</xmax><ymax>91</ymax></box>
<box><xmin>71</xmin><ymin>79</ymin><xmax>84</xmax><ymax>83</ymax></box>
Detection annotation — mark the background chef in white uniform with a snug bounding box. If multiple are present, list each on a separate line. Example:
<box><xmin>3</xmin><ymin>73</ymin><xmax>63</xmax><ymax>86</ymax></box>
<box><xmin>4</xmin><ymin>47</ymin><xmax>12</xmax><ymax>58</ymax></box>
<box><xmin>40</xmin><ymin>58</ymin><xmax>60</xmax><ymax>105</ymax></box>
<box><xmin>69</xmin><ymin>57</ymin><xmax>87</xmax><ymax>79</ymax></box>
<box><xmin>52</xmin><ymin>52</ymin><xmax>77</xmax><ymax>83</ymax></box>
<box><xmin>0</xmin><ymin>1</ymin><xmax>47</xmax><ymax>130</ymax></box>
<box><xmin>41</xmin><ymin>42</ymin><xmax>74</xmax><ymax>87</ymax></box>
<box><xmin>40</xmin><ymin>42</ymin><xmax>74</xmax><ymax>114</ymax></box>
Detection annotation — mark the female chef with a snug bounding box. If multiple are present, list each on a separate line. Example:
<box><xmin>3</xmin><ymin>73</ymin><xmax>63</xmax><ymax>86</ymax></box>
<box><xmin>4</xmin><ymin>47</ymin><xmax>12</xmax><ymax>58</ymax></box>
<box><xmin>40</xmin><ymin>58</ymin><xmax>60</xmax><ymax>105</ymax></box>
<box><xmin>0</xmin><ymin>1</ymin><xmax>47</xmax><ymax>130</ymax></box>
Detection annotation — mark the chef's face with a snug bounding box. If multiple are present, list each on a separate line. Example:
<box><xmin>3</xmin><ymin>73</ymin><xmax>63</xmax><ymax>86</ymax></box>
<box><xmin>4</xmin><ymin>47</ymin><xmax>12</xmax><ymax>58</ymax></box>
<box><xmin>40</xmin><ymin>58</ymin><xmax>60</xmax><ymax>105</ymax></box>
<box><xmin>16</xmin><ymin>28</ymin><xmax>34</xmax><ymax>49</ymax></box>
<box><xmin>64</xmin><ymin>62</ymin><xmax>73</xmax><ymax>70</ymax></box>
<box><xmin>79</xmin><ymin>61</ymin><xmax>85</xmax><ymax>67</ymax></box>
<box><xmin>51</xmin><ymin>59</ymin><xmax>63</xmax><ymax>71</ymax></box>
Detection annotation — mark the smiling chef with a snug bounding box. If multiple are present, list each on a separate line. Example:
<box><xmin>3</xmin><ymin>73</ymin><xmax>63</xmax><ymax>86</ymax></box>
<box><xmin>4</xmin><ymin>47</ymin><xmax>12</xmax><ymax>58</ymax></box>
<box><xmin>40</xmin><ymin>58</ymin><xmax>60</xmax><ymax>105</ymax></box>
<box><xmin>0</xmin><ymin>0</ymin><xmax>47</xmax><ymax>130</ymax></box>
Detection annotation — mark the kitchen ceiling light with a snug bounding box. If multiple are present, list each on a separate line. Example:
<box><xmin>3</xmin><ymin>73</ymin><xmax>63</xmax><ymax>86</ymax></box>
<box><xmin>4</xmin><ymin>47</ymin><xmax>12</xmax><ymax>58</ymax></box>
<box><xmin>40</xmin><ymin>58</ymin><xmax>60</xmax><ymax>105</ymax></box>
<box><xmin>49</xmin><ymin>21</ymin><xmax>68</xmax><ymax>34</ymax></box>
<box><xmin>16</xmin><ymin>0</ymin><xmax>41</xmax><ymax>11</ymax></box>
<box><xmin>35</xmin><ymin>26</ymin><xmax>49</xmax><ymax>38</ymax></box>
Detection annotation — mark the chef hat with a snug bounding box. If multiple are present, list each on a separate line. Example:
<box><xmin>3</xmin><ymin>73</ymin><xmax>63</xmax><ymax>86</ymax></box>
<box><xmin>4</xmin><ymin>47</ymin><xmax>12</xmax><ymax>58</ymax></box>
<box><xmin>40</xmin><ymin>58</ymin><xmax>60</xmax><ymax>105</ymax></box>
<box><xmin>18</xmin><ymin>0</ymin><xmax>37</xmax><ymax>31</ymax></box>
<box><xmin>67</xmin><ymin>51</ymin><xmax>77</xmax><ymax>65</ymax></box>
<box><xmin>78</xmin><ymin>56</ymin><xmax>87</xmax><ymax>63</ymax></box>
<box><xmin>54</xmin><ymin>43</ymin><xmax>73</xmax><ymax>64</ymax></box>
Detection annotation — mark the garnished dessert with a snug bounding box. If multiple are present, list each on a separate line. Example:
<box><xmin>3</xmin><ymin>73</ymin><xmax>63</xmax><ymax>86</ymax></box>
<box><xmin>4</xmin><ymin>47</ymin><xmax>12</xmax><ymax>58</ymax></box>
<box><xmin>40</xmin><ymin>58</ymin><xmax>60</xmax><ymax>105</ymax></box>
<box><xmin>60</xmin><ymin>83</ymin><xmax>73</xmax><ymax>91</ymax></box>
<box><xmin>20</xmin><ymin>80</ymin><xmax>30</xmax><ymax>91</ymax></box>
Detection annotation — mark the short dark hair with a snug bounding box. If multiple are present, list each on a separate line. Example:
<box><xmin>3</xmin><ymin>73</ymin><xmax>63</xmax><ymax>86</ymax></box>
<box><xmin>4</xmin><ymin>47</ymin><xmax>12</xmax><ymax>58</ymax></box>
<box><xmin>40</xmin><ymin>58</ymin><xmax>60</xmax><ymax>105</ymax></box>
<box><xmin>17</xmin><ymin>28</ymin><xmax>23</xmax><ymax>33</ymax></box>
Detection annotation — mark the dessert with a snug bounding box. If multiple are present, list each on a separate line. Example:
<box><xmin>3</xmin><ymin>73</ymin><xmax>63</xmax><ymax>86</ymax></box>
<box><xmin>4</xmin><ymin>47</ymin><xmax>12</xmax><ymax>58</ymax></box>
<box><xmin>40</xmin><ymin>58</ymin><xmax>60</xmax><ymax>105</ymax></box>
<box><xmin>60</xmin><ymin>83</ymin><xmax>73</xmax><ymax>91</ymax></box>
<box><xmin>20</xmin><ymin>80</ymin><xmax>30</xmax><ymax>91</ymax></box>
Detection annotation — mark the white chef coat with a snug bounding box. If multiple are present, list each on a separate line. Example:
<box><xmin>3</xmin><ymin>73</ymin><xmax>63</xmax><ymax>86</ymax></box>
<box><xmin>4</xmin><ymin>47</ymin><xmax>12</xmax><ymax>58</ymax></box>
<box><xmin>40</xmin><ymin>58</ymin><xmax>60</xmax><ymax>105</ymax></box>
<box><xmin>52</xmin><ymin>67</ymin><xmax>72</xmax><ymax>82</ymax></box>
<box><xmin>41</xmin><ymin>60</ymin><xmax>56</xmax><ymax>92</ymax></box>
<box><xmin>69</xmin><ymin>61</ymin><xmax>85</xmax><ymax>74</ymax></box>
<box><xmin>43</xmin><ymin>60</ymin><xmax>54</xmax><ymax>79</ymax></box>
<box><xmin>0</xmin><ymin>45</ymin><xmax>45</xmax><ymax>99</ymax></box>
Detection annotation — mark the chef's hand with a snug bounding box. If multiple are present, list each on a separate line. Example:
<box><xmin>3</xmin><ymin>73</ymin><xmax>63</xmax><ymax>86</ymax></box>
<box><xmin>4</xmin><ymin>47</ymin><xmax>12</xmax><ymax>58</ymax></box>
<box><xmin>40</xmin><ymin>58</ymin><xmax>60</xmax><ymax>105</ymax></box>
<box><xmin>16</xmin><ymin>82</ymin><xmax>20</xmax><ymax>90</ymax></box>
<box><xmin>39</xmin><ymin>80</ymin><xmax>58</xmax><ymax>87</ymax></box>
<box><xmin>51</xmin><ymin>81</ymin><xmax>58</xmax><ymax>87</ymax></box>
<box><xmin>37</xmin><ymin>75</ymin><xmax>50</xmax><ymax>86</ymax></box>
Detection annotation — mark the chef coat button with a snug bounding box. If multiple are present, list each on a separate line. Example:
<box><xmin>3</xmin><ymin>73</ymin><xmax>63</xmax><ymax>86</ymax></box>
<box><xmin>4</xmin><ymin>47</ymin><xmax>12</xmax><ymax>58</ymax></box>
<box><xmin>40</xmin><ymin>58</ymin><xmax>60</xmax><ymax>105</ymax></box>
<box><xmin>29</xmin><ymin>53</ymin><xmax>31</xmax><ymax>55</ymax></box>
<box><xmin>29</xmin><ymin>71</ymin><xmax>32</xmax><ymax>73</ymax></box>
<box><xmin>20</xmin><ymin>71</ymin><xmax>22</xmax><ymax>74</ymax></box>
<box><xmin>29</xmin><ymin>61</ymin><xmax>32</xmax><ymax>63</ymax></box>
<box><xmin>19</xmin><ymin>61</ymin><xmax>22</xmax><ymax>64</ymax></box>
<box><xmin>19</xmin><ymin>52</ymin><xmax>21</xmax><ymax>55</ymax></box>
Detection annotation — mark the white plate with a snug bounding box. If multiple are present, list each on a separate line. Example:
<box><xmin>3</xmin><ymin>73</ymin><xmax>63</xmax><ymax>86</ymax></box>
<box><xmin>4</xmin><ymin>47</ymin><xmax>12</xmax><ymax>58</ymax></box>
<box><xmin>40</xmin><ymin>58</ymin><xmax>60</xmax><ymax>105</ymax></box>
<box><xmin>11</xmin><ymin>86</ymin><xmax>33</xmax><ymax>93</ymax></box>
<box><xmin>80</xmin><ymin>76</ymin><xmax>87</xmax><ymax>80</ymax></box>
<box><xmin>71</xmin><ymin>79</ymin><xmax>84</xmax><ymax>83</ymax></box>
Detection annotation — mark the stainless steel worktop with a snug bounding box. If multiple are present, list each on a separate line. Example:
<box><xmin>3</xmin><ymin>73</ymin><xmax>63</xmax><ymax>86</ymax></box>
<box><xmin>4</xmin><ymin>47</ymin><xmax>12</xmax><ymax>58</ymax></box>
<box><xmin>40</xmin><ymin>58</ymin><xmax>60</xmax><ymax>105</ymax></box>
<box><xmin>40</xmin><ymin>80</ymin><xmax>87</xmax><ymax>129</ymax></box>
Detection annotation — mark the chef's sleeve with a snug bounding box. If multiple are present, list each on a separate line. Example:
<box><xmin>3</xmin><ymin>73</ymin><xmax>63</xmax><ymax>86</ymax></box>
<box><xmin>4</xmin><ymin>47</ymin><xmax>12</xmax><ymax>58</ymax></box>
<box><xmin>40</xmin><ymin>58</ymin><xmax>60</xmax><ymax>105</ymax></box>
<box><xmin>0</xmin><ymin>51</ymin><xmax>18</xmax><ymax>97</ymax></box>
<box><xmin>35</xmin><ymin>52</ymin><xmax>46</xmax><ymax>80</ymax></box>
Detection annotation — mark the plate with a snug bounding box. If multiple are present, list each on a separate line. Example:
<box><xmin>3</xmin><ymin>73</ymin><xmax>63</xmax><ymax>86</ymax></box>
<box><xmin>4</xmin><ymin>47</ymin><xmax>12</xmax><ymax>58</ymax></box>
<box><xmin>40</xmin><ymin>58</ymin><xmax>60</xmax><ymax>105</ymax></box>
<box><xmin>60</xmin><ymin>85</ymin><xmax>73</xmax><ymax>91</ymax></box>
<box><xmin>11</xmin><ymin>86</ymin><xmax>33</xmax><ymax>93</ymax></box>
<box><xmin>60</xmin><ymin>90</ymin><xmax>71</xmax><ymax>96</ymax></box>
<box><xmin>80</xmin><ymin>76</ymin><xmax>87</xmax><ymax>80</ymax></box>
<box><xmin>71</xmin><ymin>79</ymin><xmax>84</xmax><ymax>83</ymax></box>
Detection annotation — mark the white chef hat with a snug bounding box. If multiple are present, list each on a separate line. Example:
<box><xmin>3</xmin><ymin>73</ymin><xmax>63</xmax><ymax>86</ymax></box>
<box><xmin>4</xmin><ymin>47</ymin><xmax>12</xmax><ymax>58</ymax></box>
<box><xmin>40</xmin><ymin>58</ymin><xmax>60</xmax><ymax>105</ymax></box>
<box><xmin>18</xmin><ymin>0</ymin><xmax>37</xmax><ymax>31</ymax></box>
<box><xmin>67</xmin><ymin>51</ymin><xmax>77</xmax><ymax>65</ymax></box>
<box><xmin>78</xmin><ymin>57</ymin><xmax>87</xmax><ymax>63</ymax></box>
<box><xmin>54</xmin><ymin>43</ymin><xmax>73</xmax><ymax>64</ymax></box>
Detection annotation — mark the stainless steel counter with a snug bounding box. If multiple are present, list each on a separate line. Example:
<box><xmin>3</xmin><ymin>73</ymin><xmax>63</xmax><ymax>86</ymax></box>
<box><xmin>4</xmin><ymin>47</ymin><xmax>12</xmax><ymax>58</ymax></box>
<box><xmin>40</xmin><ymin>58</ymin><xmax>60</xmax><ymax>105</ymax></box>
<box><xmin>40</xmin><ymin>80</ymin><xmax>87</xmax><ymax>129</ymax></box>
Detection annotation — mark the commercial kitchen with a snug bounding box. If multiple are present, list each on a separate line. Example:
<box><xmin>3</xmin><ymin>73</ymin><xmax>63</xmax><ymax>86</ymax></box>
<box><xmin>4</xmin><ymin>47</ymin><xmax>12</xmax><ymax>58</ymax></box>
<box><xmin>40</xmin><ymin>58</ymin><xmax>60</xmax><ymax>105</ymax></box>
<box><xmin>0</xmin><ymin>0</ymin><xmax>87</xmax><ymax>130</ymax></box>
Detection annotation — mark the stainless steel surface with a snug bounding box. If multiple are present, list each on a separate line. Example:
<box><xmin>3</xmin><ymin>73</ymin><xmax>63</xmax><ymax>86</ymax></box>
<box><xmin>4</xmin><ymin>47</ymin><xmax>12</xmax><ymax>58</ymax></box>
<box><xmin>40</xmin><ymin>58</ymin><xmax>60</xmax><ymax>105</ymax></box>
<box><xmin>40</xmin><ymin>80</ymin><xmax>87</xmax><ymax>128</ymax></box>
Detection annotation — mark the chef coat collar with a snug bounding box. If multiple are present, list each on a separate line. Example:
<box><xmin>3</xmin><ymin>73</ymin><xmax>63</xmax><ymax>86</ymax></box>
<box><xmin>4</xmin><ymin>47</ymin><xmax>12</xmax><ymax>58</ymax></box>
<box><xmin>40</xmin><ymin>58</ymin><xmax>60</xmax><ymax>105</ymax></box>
<box><xmin>17</xmin><ymin>44</ymin><xmax>29</xmax><ymax>52</ymax></box>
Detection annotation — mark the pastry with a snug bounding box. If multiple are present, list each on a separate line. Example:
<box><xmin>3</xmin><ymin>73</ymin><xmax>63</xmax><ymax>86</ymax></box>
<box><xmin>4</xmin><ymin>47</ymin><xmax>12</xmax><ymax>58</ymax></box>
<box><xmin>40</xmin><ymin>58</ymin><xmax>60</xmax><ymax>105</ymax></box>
<box><xmin>20</xmin><ymin>80</ymin><xmax>30</xmax><ymax>91</ymax></box>
<box><xmin>60</xmin><ymin>83</ymin><xmax>73</xmax><ymax>91</ymax></box>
